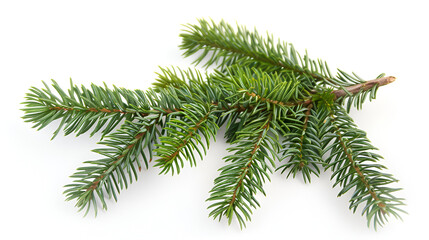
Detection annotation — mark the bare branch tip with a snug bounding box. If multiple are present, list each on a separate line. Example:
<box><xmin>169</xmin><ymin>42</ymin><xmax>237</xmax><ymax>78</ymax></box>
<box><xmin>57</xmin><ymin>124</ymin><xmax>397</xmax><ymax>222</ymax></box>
<box><xmin>387</xmin><ymin>76</ymin><xmax>396</xmax><ymax>83</ymax></box>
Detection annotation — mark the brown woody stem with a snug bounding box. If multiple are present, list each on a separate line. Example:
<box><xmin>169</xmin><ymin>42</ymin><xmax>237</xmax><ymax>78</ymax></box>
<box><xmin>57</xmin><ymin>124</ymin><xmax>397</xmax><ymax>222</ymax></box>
<box><xmin>332</xmin><ymin>76</ymin><xmax>396</xmax><ymax>100</ymax></box>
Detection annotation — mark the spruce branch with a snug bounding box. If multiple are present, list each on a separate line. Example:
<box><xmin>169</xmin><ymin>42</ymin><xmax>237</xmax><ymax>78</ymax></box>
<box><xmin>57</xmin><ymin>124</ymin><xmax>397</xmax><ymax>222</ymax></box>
<box><xmin>22</xmin><ymin>79</ymin><xmax>151</xmax><ymax>139</ymax></box>
<box><xmin>323</xmin><ymin>104</ymin><xmax>405</xmax><ymax>229</ymax></box>
<box><xmin>180</xmin><ymin>19</ymin><xmax>374</xmax><ymax>88</ymax></box>
<box><xmin>277</xmin><ymin>104</ymin><xmax>326</xmax><ymax>183</ymax></box>
<box><xmin>63</xmin><ymin>115</ymin><xmax>161</xmax><ymax>215</ymax></box>
<box><xmin>207</xmin><ymin>112</ymin><xmax>278</xmax><ymax>228</ymax></box>
<box><xmin>21</xmin><ymin>19</ymin><xmax>405</xmax><ymax>229</ymax></box>
<box><xmin>154</xmin><ymin>103</ymin><xmax>219</xmax><ymax>174</ymax></box>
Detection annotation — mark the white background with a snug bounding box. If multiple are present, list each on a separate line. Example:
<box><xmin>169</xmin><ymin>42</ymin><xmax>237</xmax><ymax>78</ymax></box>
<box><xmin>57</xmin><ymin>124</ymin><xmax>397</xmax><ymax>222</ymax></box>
<box><xmin>1</xmin><ymin>0</ymin><xmax>428</xmax><ymax>239</ymax></box>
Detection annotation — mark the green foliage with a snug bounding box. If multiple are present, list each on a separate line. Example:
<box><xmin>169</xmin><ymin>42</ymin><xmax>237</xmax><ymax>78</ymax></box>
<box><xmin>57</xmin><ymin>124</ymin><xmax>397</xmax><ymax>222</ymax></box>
<box><xmin>323</xmin><ymin>104</ymin><xmax>405</xmax><ymax>229</ymax></box>
<box><xmin>338</xmin><ymin>75</ymin><xmax>383</xmax><ymax>112</ymax></box>
<box><xmin>207</xmin><ymin>111</ymin><xmax>279</xmax><ymax>228</ymax></box>
<box><xmin>277</xmin><ymin>104</ymin><xmax>327</xmax><ymax>183</ymax></box>
<box><xmin>63</xmin><ymin>114</ymin><xmax>161</xmax><ymax>215</ymax></box>
<box><xmin>180</xmin><ymin>19</ymin><xmax>376</xmax><ymax>88</ymax></box>
<box><xmin>22</xmin><ymin>79</ymin><xmax>149</xmax><ymax>139</ymax></box>
<box><xmin>154</xmin><ymin>102</ymin><xmax>219</xmax><ymax>174</ymax></box>
<box><xmin>22</xmin><ymin>19</ymin><xmax>405</xmax><ymax>229</ymax></box>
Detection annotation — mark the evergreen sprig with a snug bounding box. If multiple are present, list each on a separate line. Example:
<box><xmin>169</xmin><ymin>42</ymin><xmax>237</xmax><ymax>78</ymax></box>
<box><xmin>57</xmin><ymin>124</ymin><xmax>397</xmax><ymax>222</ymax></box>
<box><xmin>22</xmin><ymin>19</ymin><xmax>405</xmax><ymax>229</ymax></box>
<box><xmin>22</xmin><ymin>79</ymin><xmax>149</xmax><ymax>138</ymax></box>
<box><xmin>63</xmin><ymin>114</ymin><xmax>161</xmax><ymax>215</ymax></box>
<box><xmin>180</xmin><ymin>19</ymin><xmax>370</xmax><ymax>88</ymax></box>
<box><xmin>154</xmin><ymin>102</ymin><xmax>219</xmax><ymax>175</ymax></box>
<box><xmin>324</xmin><ymin>104</ymin><xmax>405</xmax><ymax>229</ymax></box>
<box><xmin>277</xmin><ymin>104</ymin><xmax>326</xmax><ymax>183</ymax></box>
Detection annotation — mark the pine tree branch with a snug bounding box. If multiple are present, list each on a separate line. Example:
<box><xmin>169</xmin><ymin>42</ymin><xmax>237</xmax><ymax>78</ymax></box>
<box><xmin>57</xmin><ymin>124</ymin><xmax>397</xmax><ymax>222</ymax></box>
<box><xmin>324</xmin><ymin>105</ymin><xmax>405</xmax><ymax>228</ymax></box>
<box><xmin>229</xmin><ymin>116</ymin><xmax>271</xmax><ymax>206</ymax></box>
<box><xmin>22</xmin><ymin>19</ymin><xmax>405</xmax><ymax>229</ymax></box>
<box><xmin>22</xmin><ymin>80</ymin><xmax>153</xmax><ymax>138</ymax></box>
<box><xmin>195</xmin><ymin>39</ymin><xmax>335</xmax><ymax>86</ymax></box>
<box><xmin>86</xmin><ymin>129</ymin><xmax>148</xmax><ymax>192</ymax></box>
<box><xmin>180</xmin><ymin>19</ymin><xmax>370</xmax><ymax>88</ymax></box>
<box><xmin>152</xmin><ymin>66</ymin><xmax>395</xmax><ymax>114</ymax></box>
<box><xmin>64</xmin><ymin>115</ymin><xmax>161</xmax><ymax>215</ymax></box>
<box><xmin>330</xmin><ymin>116</ymin><xmax>387</xmax><ymax>213</ymax></box>
<box><xmin>277</xmin><ymin>104</ymin><xmax>327</xmax><ymax>183</ymax></box>
<box><xmin>45</xmin><ymin>75</ymin><xmax>394</xmax><ymax>124</ymax></box>
<box><xmin>158</xmin><ymin>112</ymin><xmax>210</xmax><ymax>163</ymax></box>
<box><xmin>207</xmin><ymin>112</ymin><xmax>278</xmax><ymax>228</ymax></box>
<box><xmin>154</xmin><ymin>103</ymin><xmax>218</xmax><ymax>174</ymax></box>
<box><xmin>180</xmin><ymin>19</ymin><xmax>329</xmax><ymax>85</ymax></box>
